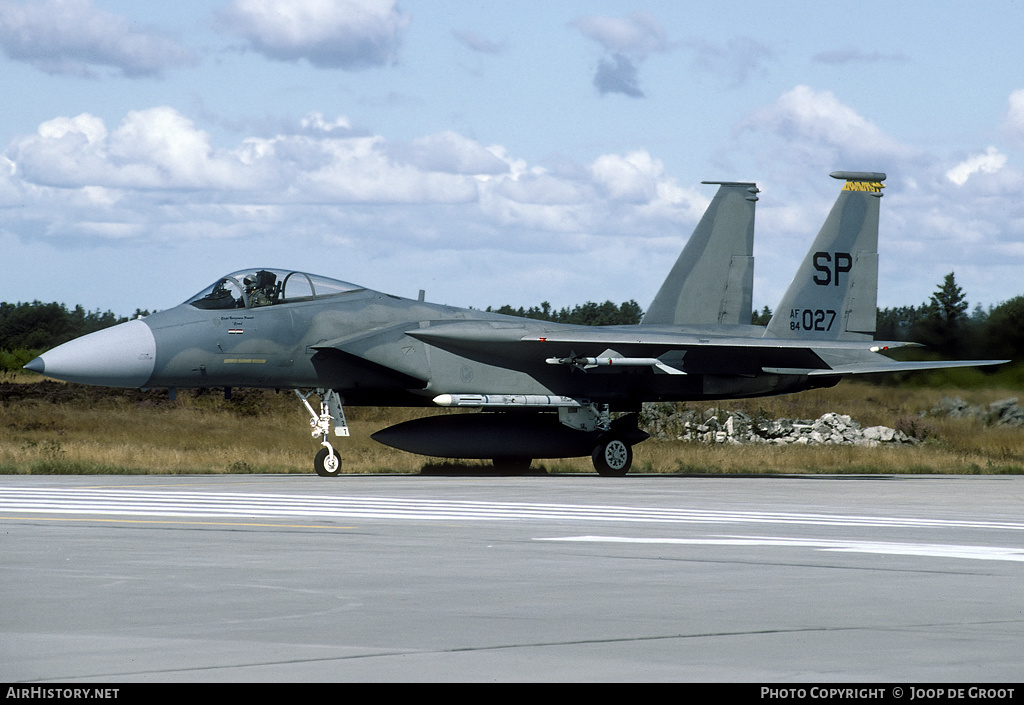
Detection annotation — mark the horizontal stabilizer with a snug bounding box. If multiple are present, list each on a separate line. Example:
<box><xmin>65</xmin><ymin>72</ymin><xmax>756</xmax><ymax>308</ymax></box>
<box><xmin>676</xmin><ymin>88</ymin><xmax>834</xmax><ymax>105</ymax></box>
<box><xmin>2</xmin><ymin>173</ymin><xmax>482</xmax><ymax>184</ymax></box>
<box><xmin>764</xmin><ymin>359</ymin><xmax>1009</xmax><ymax>377</ymax></box>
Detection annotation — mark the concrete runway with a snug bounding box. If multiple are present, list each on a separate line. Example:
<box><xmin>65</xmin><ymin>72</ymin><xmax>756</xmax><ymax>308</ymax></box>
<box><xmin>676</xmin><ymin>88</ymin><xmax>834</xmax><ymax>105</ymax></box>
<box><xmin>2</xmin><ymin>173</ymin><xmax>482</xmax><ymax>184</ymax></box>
<box><xmin>2</xmin><ymin>473</ymin><xmax>1024</xmax><ymax>682</ymax></box>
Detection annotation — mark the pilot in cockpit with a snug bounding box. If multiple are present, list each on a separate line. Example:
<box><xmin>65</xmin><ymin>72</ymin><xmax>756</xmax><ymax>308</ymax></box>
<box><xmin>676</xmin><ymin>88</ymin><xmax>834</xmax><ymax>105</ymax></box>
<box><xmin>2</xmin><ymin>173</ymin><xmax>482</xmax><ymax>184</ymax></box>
<box><xmin>244</xmin><ymin>270</ymin><xmax>277</xmax><ymax>307</ymax></box>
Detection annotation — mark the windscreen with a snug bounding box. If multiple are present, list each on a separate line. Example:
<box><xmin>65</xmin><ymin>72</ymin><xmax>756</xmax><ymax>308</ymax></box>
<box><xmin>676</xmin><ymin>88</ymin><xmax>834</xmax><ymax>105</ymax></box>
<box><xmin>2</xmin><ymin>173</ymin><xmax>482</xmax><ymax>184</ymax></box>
<box><xmin>186</xmin><ymin>269</ymin><xmax>363</xmax><ymax>309</ymax></box>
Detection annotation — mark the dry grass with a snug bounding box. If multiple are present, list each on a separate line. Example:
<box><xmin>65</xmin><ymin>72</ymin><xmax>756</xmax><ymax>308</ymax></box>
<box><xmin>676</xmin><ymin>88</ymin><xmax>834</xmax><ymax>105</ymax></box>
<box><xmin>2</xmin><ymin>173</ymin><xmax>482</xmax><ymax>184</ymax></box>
<box><xmin>628</xmin><ymin>384</ymin><xmax>1024</xmax><ymax>475</ymax></box>
<box><xmin>0</xmin><ymin>383</ymin><xmax>432</xmax><ymax>474</ymax></box>
<box><xmin>1</xmin><ymin>377</ymin><xmax>1022</xmax><ymax>475</ymax></box>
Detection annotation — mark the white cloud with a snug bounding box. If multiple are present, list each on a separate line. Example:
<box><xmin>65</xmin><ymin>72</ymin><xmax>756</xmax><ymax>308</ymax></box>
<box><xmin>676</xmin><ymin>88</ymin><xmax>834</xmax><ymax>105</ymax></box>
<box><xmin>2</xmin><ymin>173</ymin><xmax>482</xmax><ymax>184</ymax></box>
<box><xmin>36</xmin><ymin>113</ymin><xmax>107</xmax><ymax>144</ymax></box>
<box><xmin>9</xmin><ymin>108</ymin><xmax>267</xmax><ymax>191</ymax></box>
<box><xmin>946</xmin><ymin>146</ymin><xmax>1007</xmax><ymax>186</ymax></box>
<box><xmin>689</xmin><ymin>36</ymin><xmax>774</xmax><ymax>88</ymax></box>
<box><xmin>0</xmin><ymin>0</ymin><xmax>195</xmax><ymax>78</ymax></box>
<box><xmin>219</xmin><ymin>0</ymin><xmax>409</xmax><ymax>70</ymax></box>
<box><xmin>738</xmin><ymin>85</ymin><xmax>915</xmax><ymax>166</ymax></box>
<box><xmin>293</xmin><ymin>134</ymin><xmax>482</xmax><ymax>204</ymax></box>
<box><xmin>452</xmin><ymin>29</ymin><xmax>505</xmax><ymax>55</ymax></box>
<box><xmin>591</xmin><ymin>151</ymin><xmax>662</xmax><ymax>203</ymax></box>
<box><xmin>572</xmin><ymin>12</ymin><xmax>670</xmax><ymax>56</ymax></box>
<box><xmin>572</xmin><ymin>12</ymin><xmax>671</xmax><ymax>98</ymax></box>
<box><xmin>2</xmin><ymin>107</ymin><xmax>708</xmax><ymax>267</ymax></box>
<box><xmin>384</xmin><ymin>132</ymin><xmax>510</xmax><ymax>176</ymax></box>
<box><xmin>298</xmin><ymin>113</ymin><xmax>354</xmax><ymax>135</ymax></box>
<box><xmin>1003</xmin><ymin>89</ymin><xmax>1024</xmax><ymax>146</ymax></box>
<box><xmin>492</xmin><ymin>171</ymin><xmax>588</xmax><ymax>206</ymax></box>
<box><xmin>8</xmin><ymin>97</ymin><xmax>1019</xmax><ymax>315</ymax></box>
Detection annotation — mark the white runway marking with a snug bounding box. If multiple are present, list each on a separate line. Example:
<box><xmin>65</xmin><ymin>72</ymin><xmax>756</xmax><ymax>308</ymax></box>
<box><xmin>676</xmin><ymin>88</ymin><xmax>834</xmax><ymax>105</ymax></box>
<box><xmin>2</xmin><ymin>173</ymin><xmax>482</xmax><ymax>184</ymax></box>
<box><xmin>536</xmin><ymin>535</ymin><xmax>1024</xmax><ymax>562</ymax></box>
<box><xmin>6</xmin><ymin>486</ymin><xmax>1024</xmax><ymax>563</ymax></box>
<box><xmin>2</xmin><ymin>486</ymin><xmax>1024</xmax><ymax>534</ymax></box>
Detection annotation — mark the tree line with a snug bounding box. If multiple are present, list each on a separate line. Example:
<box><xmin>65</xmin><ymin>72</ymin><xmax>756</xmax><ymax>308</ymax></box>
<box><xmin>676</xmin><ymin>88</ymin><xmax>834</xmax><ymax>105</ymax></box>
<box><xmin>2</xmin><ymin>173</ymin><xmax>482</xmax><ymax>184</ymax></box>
<box><xmin>0</xmin><ymin>302</ymin><xmax>149</xmax><ymax>372</ymax></box>
<box><xmin>485</xmin><ymin>300</ymin><xmax>644</xmax><ymax>326</ymax></box>
<box><xmin>873</xmin><ymin>273</ymin><xmax>1023</xmax><ymax>361</ymax></box>
<box><xmin>488</xmin><ymin>272</ymin><xmax>1022</xmax><ymax>362</ymax></box>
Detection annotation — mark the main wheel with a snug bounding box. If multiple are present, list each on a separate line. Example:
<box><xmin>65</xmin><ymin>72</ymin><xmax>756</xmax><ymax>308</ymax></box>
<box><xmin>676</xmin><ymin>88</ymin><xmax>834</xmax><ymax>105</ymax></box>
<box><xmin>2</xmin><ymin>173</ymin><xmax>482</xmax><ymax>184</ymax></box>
<box><xmin>592</xmin><ymin>437</ymin><xmax>632</xmax><ymax>476</ymax></box>
<box><xmin>314</xmin><ymin>447</ymin><xmax>342</xmax><ymax>477</ymax></box>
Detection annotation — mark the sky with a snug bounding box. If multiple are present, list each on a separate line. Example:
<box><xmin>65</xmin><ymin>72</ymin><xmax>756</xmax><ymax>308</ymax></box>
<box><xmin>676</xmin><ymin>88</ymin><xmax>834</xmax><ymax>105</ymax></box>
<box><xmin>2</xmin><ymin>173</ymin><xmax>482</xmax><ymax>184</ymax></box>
<box><xmin>2</xmin><ymin>0</ymin><xmax>1023</xmax><ymax>319</ymax></box>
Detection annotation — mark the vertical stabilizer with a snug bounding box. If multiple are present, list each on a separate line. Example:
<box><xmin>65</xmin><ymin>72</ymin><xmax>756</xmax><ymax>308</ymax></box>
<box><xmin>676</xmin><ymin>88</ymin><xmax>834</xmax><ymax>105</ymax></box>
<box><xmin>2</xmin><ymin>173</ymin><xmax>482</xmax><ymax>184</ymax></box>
<box><xmin>642</xmin><ymin>181</ymin><xmax>758</xmax><ymax>326</ymax></box>
<box><xmin>764</xmin><ymin>172</ymin><xmax>885</xmax><ymax>340</ymax></box>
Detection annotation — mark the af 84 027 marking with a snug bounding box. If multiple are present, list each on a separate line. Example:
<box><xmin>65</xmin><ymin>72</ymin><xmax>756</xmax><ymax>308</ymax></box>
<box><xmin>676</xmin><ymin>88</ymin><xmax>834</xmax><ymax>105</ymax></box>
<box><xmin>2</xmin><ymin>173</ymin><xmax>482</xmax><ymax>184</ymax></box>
<box><xmin>789</xmin><ymin>308</ymin><xmax>837</xmax><ymax>332</ymax></box>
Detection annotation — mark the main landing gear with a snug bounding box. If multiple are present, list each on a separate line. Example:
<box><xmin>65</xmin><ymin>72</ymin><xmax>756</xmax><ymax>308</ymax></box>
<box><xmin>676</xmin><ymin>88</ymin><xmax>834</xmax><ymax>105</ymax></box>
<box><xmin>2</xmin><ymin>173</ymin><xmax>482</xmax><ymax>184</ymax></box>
<box><xmin>560</xmin><ymin>403</ymin><xmax>639</xmax><ymax>477</ymax></box>
<box><xmin>490</xmin><ymin>433</ymin><xmax>633</xmax><ymax>476</ymax></box>
<box><xmin>295</xmin><ymin>389</ymin><xmax>348</xmax><ymax>477</ymax></box>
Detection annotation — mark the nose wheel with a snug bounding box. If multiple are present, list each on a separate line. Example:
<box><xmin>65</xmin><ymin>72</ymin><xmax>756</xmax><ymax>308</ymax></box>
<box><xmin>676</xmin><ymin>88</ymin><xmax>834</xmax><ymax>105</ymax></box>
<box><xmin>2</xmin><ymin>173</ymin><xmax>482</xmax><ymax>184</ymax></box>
<box><xmin>314</xmin><ymin>446</ymin><xmax>342</xmax><ymax>477</ymax></box>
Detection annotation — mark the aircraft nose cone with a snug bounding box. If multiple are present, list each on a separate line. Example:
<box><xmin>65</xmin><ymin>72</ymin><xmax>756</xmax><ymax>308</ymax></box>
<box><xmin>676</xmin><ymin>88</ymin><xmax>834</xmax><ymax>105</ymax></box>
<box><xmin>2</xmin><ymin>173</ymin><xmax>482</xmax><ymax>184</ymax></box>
<box><xmin>24</xmin><ymin>319</ymin><xmax>157</xmax><ymax>388</ymax></box>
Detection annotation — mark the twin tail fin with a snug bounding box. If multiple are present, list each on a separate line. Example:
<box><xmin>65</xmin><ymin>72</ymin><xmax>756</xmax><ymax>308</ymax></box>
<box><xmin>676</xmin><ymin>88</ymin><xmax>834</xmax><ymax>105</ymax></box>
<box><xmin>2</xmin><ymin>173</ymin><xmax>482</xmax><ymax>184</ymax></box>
<box><xmin>642</xmin><ymin>181</ymin><xmax>758</xmax><ymax>326</ymax></box>
<box><xmin>764</xmin><ymin>172</ymin><xmax>885</xmax><ymax>341</ymax></box>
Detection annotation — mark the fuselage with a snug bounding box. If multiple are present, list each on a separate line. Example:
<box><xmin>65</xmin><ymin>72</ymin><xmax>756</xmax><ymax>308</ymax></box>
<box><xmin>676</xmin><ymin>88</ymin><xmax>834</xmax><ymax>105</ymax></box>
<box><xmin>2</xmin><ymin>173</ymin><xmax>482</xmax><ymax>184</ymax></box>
<box><xmin>27</xmin><ymin>268</ymin><xmax>835</xmax><ymax>409</ymax></box>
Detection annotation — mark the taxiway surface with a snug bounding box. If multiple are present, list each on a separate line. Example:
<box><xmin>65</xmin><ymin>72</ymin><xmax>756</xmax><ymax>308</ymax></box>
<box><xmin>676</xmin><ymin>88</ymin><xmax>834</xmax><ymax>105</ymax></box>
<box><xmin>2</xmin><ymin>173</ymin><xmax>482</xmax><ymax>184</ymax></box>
<box><xmin>2</xmin><ymin>473</ymin><xmax>1023</xmax><ymax>682</ymax></box>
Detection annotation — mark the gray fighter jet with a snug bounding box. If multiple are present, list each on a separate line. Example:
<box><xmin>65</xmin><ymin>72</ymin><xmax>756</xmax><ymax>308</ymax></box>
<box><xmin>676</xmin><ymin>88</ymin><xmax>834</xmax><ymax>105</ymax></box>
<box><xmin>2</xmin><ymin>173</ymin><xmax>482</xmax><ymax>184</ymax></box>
<box><xmin>25</xmin><ymin>172</ymin><xmax>1006</xmax><ymax>476</ymax></box>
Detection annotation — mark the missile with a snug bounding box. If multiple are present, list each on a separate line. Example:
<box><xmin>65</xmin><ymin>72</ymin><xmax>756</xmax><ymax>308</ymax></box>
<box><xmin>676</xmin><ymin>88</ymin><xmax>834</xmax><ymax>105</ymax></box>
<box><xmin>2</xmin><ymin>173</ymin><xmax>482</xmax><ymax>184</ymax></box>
<box><xmin>433</xmin><ymin>394</ymin><xmax>583</xmax><ymax>408</ymax></box>
<box><xmin>546</xmin><ymin>356</ymin><xmax>686</xmax><ymax>374</ymax></box>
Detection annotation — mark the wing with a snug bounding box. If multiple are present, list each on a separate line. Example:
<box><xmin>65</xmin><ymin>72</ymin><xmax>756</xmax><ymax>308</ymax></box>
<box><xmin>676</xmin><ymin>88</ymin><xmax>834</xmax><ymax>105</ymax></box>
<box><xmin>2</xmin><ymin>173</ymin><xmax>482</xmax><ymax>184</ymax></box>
<box><xmin>406</xmin><ymin>321</ymin><xmax>1007</xmax><ymax>379</ymax></box>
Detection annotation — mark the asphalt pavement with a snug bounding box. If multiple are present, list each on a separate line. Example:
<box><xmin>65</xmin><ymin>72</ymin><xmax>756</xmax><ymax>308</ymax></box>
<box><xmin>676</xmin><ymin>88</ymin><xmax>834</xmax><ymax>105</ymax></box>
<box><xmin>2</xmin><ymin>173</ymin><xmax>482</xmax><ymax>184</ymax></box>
<box><xmin>3</xmin><ymin>473</ymin><xmax>1023</xmax><ymax>682</ymax></box>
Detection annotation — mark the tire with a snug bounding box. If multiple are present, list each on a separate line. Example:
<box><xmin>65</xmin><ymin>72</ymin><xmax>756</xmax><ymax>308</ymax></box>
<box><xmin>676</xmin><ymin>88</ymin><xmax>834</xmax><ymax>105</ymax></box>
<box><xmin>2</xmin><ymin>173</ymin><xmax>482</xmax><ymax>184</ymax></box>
<box><xmin>592</xmin><ymin>437</ymin><xmax>632</xmax><ymax>476</ymax></box>
<box><xmin>314</xmin><ymin>447</ymin><xmax>342</xmax><ymax>477</ymax></box>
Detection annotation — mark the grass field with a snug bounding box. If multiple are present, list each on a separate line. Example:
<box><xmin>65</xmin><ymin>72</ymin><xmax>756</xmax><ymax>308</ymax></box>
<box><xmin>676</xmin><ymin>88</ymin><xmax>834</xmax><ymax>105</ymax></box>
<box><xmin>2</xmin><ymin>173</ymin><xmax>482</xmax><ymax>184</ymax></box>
<box><xmin>1</xmin><ymin>375</ymin><xmax>1022</xmax><ymax>475</ymax></box>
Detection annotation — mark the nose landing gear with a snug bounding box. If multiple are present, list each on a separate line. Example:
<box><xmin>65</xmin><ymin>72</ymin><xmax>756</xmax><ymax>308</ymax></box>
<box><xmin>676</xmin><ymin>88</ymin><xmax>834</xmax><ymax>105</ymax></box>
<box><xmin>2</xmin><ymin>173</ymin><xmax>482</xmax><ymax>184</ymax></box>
<box><xmin>296</xmin><ymin>389</ymin><xmax>348</xmax><ymax>477</ymax></box>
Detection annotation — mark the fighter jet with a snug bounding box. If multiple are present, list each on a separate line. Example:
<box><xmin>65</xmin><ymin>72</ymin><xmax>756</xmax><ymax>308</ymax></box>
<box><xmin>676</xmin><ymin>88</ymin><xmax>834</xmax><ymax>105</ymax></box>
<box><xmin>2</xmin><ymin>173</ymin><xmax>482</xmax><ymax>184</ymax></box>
<box><xmin>25</xmin><ymin>172</ymin><xmax>1006</xmax><ymax>476</ymax></box>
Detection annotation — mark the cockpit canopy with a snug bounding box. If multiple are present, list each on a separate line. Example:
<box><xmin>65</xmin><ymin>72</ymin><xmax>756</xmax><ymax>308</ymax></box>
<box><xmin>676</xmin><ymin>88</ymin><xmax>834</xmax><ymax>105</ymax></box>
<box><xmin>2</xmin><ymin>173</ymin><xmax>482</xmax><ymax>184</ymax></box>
<box><xmin>186</xmin><ymin>269</ymin><xmax>364</xmax><ymax>310</ymax></box>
